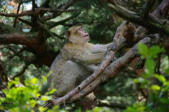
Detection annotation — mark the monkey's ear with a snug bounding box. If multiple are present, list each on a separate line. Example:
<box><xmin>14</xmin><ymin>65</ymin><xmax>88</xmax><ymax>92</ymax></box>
<box><xmin>65</xmin><ymin>31</ymin><xmax>70</xmax><ymax>39</ymax></box>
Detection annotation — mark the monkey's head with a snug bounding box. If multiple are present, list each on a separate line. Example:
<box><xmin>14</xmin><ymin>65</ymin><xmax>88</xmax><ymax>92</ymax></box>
<box><xmin>66</xmin><ymin>26</ymin><xmax>90</xmax><ymax>44</ymax></box>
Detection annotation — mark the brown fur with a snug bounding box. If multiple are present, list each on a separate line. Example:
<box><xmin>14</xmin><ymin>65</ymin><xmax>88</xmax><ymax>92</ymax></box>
<box><xmin>47</xmin><ymin>26</ymin><xmax>111</xmax><ymax>96</ymax></box>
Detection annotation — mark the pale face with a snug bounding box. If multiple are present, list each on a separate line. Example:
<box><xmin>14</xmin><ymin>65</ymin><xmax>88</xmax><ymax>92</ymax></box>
<box><xmin>68</xmin><ymin>26</ymin><xmax>90</xmax><ymax>44</ymax></box>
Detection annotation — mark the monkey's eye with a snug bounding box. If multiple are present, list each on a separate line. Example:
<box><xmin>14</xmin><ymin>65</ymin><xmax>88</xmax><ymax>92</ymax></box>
<box><xmin>78</xmin><ymin>28</ymin><xmax>84</xmax><ymax>33</ymax></box>
<box><xmin>77</xmin><ymin>27</ymin><xmax>83</xmax><ymax>31</ymax></box>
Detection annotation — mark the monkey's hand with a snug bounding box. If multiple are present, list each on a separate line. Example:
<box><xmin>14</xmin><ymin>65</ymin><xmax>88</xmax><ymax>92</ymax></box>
<box><xmin>90</xmin><ymin>43</ymin><xmax>112</xmax><ymax>53</ymax></box>
<box><xmin>85</xmin><ymin>64</ymin><xmax>98</xmax><ymax>72</ymax></box>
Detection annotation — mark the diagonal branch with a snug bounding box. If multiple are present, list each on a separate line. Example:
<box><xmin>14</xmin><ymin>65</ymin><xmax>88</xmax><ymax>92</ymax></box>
<box><xmin>70</xmin><ymin>37</ymin><xmax>151</xmax><ymax>102</ymax></box>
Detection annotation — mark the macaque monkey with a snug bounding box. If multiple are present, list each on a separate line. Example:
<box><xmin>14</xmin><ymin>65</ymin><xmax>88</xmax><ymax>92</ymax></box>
<box><xmin>47</xmin><ymin>26</ymin><xmax>111</xmax><ymax>96</ymax></box>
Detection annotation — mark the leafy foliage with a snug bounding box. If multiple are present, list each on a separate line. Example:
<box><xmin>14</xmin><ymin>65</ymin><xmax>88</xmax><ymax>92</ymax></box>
<box><xmin>125</xmin><ymin>44</ymin><xmax>169</xmax><ymax>112</ymax></box>
<box><xmin>0</xmin><ymin>75</ymin><xmax>60</xmax><ymax>112</ymax></box>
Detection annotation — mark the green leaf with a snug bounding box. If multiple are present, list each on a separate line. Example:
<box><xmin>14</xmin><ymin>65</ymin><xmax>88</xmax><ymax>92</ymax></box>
<box><xmin>151</xmin><ymin>85</ymin><xmax>160</xmax><ymax>91</ymax></box>
<box><xmin>75</xmin><ymin>108</ymin><xmax>82</xmax><ymax>112</ymax></box>
<box><xmin>40</xmin><ymin>96</ymin><xmax>49</xmax><ymax>101</ymax></box>
<box><xmin>47</xmin><ymin>71</ymin><xmax>53</xmax><ymax>77</ymax></box>
<box><xmin>163</xmin><ymin>81</ymin><xmax>169</xmax><ymax>92</ymax></box>
<box><xmin>8</xmin><ymin>77</ymin><xmax>20</xmax><ymax>88</ymax></box>
<box><xmin>28</xmin><ymin>100</ymin><xmax>36</xmax><ymax>108</ymax></box>
<box><xmin>47</xmin><ymin>106</ymin><xmax>59</xmax><ymax>112</ymax></box>
<box><xmin>92</xmin><ymin>107</ymin><xmax>101</xmax><ymax>112</ymax></box>
<box><xmin>138</xmin><ymin>43</ymin><xmax>149</xmax><ymax>57</ymax></box>
<box><xmin>42</xmin><ymin>76</ymin><xmax>47</xmax><ymax>82</ymax></box>
<box><xmin>154</xmin><ymin>74</ymin><xmax>166</xmax><ymax>84</ymax></box>
<box><xmin>30</xmin><ymin>78</ymin><xmax>38</xmax><ymax>85</ymax></box>
<box><xmin>45</xmin><ymin>89</ymin><xmax>56</xmax><ymax>95</ymax></box>
<box><xmin>160</xmin><ymin>98</ymin><xmax>169</xmax><ymax>104</ymax></box>
<box><xmin>149</xmin><ymin>46</ymin><xmax>164</xmax><ymax>58</ymax></box>
<box><xmin>123</xmin><ymin>102</ymin><xmax>145</xmax><ymax>112</ymax></box>
<box><xmin>38</xmin><ymin>106</ymin><xmax>47</xmax><ymax>112</ymax></box>
<box><xmin>145</xmin><ymin>59</ymin><xmax>155</xmax><ymax>76</ymax></box>
<box><xmin>165</xmin><ymin>68</ymin><xmax>169</xmax><ymax>75</ymax></box>
<box><xmin>0</xmin><ymin>106</ymin><xmax>4</xmax><ymax>110</ymax></box>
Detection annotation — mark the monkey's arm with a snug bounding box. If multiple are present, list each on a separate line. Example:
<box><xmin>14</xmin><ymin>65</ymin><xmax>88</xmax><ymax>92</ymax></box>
<box><xmin>90</xmin><ymin>43</ymin><xmax>112</xmax><ymax>53</ymax></box>
<box><xmin>72</xmin><ymin>51</ymin><xmax>105</xmax><ymax>65</ymax></box>
<box><xmin>75</xmin><ymin>60</ymin><xmax>99</xmax><ymax>72</ymax></box>
<box><xmin>71</xmin><ymin>43</ymin><xmax>112</xmax><ymax>65</ymax></box>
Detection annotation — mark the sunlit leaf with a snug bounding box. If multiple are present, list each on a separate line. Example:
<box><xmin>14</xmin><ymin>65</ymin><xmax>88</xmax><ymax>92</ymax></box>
<box><xmin>151</xmin><ymin>85</ymin><xmax>160</xmax><ymax>91</ymax></box>
<box><xmin>154</xmin><ymin>74</ymin><xmax>166</xmax><ymax>84</ymax></box>
<box><xmin>138</xmin><ymin>43</ymin><xmax>148</xmax><ymax>57</ymax></box>
<box><xmin>45</xmin><ymin>89</ymin><xmax>56</xmax><ymax>95</ymax></box>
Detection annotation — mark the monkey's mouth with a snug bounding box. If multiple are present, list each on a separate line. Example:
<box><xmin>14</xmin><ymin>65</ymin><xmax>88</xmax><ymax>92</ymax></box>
<box><xmin>83</xmin><ymin>34</ymin><xmax>89</xmax><ymax>37</ymax></box>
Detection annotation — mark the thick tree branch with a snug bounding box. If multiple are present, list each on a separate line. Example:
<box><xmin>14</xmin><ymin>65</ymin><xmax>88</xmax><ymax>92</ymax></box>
<box><xmin>0</xmin><ymin>23</ymin><xmax>57</xmax><ymax>66</ymax></box>
<box><xmin>0</xmin><ymin>33</ymin><xmax>48</xmax><ymax>56</ymax></box>
<box><xmin>0</xmin><ymin>11</ymin><xmax>34</xmax><ymax>17</ymax></box>
<box><xmin>0</xmin><ymin>33</ymin><xmax>36</xmax><ymax>47</ymax></box>
<box><xmin>108</xmin><ymin>3</ymin><xmax>169</xmax><ymax>36</ymax></box>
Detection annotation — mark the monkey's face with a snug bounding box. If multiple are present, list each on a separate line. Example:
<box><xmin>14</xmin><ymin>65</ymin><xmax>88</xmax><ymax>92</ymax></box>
<box><xmin>67</xmin><ymin>26</ymin><xmax>89</xmax><ymax>44</ymax></box>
